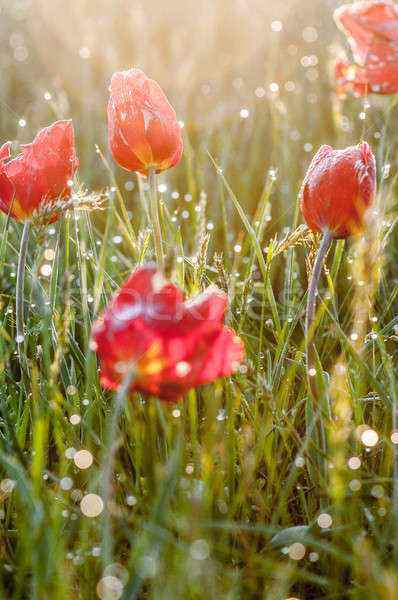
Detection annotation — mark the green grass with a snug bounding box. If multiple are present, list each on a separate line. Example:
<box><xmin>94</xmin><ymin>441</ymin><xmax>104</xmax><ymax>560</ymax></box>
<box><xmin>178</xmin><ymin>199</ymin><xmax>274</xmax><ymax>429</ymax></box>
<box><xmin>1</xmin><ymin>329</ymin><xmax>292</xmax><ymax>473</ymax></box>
<box><xmin>1</xmin><ymin>1</ymin><xmax>398</xmax><ymax>598</ymax></box>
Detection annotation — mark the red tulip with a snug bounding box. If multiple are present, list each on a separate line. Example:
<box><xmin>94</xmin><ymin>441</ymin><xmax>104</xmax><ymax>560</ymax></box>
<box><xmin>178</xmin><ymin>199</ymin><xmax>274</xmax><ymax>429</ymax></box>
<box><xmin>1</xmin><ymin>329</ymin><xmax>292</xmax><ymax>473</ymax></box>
<box><xmin>107</xmin><ymin>68</ymin><xmax>183</xmax><ymax>176</ymax></box>
<box><xmin>301</xmin><ymin>142</ymin><xmax>376</xmax><ymax>239</ymax></box>
<box><xmin>334</xmin><ymin>53</ymin><xmax>378</xmax><ymax>96</ymax></box>
<box><xmin>334</xmin><ymin>1</ymin><xmax>398</xmax><ymax>95</ymax></box>
<box><xmin>91</xmin><ymin>266</ymin><xmax>244</xmax><ymax>402</ymax></box>
<box><xmin>0</xmin><ymin>120</ymin><xmax>78</xmax><ymax>223</ymax></box>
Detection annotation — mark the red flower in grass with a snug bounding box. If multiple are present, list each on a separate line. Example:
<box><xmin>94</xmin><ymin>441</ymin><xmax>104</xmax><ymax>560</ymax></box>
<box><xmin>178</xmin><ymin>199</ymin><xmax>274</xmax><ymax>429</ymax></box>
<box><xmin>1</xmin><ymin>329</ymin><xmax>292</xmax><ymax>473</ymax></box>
<box><xmin>91</xmin><ymin>266</ymin><xmax>244</xmax><ymax>402</ymax></box>
<box><xmin>334</xmin><ymin>1</ymin><xmax>398</xmax><ymax>95</ymax></box>
<box><xmin>107</xmin><ymin>68</ymin><xmax>183</xmax><ymax>176</ymax></box>
<box><xmin>0</xmin><ymin>120</ymin><xmax>78</xmax><ymax>223</ymax></box>
<box><xmin>300</xmin><ymin>142</ymin><xmax>376</xmax><ymax>239</ymax></box>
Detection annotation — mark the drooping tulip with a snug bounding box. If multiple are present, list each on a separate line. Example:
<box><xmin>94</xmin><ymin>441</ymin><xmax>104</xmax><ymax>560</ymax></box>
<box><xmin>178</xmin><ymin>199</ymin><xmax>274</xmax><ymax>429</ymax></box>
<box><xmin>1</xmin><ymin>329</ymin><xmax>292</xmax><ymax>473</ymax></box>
<box><xmin>107</xmin><ymin>68</ymin><xmax>183</xmax><ymax>176</ymax></box>
<box><xmin>0</xmin><ymin>120</ymin><xmax>78</xmax><ymax>223</ymax></box>
<box><xmin>334</xmin><ymin>1</ymin><xmax>398</xmax><ymax>95</ymax></box>
<box><xmin>300</xmin><ymin>142</ymin><xmax>376</xmax><ymax>239</ymax></box>
<box><xmin>91</xmin><ymin>266</ymin><xmax>244</xmax><ymax>402</ymax></box>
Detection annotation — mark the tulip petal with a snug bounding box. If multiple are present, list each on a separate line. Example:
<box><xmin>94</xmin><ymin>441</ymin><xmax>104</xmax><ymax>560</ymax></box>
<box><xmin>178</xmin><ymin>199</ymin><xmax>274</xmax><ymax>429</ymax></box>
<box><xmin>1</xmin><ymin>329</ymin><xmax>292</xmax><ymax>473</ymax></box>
<box><xmin>0</xmin><ymin>120</ymin><xmax>78</xmax><ymax>222</ymax></box>
<box><xmin>301</xmin><ymin>143</ymin><xmax>376</xmax><ymax>239</ymax></box>
<box><xmin>92</xmin><ymin>266</ymin><xmax>244</xmax><ymax>402</ymax></box>
<box><xmin>334</xmin><ymin>1</ymin><xmax>398</xmax><ymax>95</ymax></box>
<box><xmin>0</xmin><ymin>170</ymin><xmax>15</xmax><ymax>218</ymax></box>
<box><xmin>107</xmin><ymin>68</ymin><xmax>183</xmax><ymax>175</ymax></box>
<box><xmin>0</xmin><ymin>142</ymin><xmax>12</xmax><ymax>164</ymax></box>
<box><xmin>196</xmin><ymin>327</ymin><xmax>245</xmax><ymax>385</ymax></box>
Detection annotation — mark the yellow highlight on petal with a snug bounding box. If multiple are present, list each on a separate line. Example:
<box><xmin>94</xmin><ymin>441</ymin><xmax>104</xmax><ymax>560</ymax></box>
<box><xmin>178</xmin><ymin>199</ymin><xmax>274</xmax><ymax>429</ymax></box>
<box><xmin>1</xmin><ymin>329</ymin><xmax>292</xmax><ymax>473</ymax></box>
<box><xmin>137</xmin><ymin>340</ymin><xmax>167</xmax><ymax>376</ymax></box>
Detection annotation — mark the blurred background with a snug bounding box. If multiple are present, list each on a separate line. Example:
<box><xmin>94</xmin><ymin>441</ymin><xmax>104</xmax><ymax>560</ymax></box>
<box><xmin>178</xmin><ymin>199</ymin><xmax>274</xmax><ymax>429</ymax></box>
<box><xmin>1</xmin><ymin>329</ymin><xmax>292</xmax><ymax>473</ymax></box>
<box><xmin>0</xmin><ymin>0</ymin><xmax>348</xmax><ymax>183</ymax></box>
<box><xmin>0</xmin><ymin>0</ymin><xmax>396</xmax><ymax>255</ymax></box>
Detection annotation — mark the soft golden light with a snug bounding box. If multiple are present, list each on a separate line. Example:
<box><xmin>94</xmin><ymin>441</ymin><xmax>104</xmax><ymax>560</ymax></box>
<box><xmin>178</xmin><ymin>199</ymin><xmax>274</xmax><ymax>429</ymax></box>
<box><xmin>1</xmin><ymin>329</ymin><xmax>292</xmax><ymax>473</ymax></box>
<box><xmin>74</xmin><ymin>449</ymin><xmax>93</xmax><ymax>469</ymax></box>
<box><xmin>360</xmin><ymin>429</ymin><xmax>379</xmax><ymax>447</ymax></box>
<box><xmin>317</xmin><ymin>513</ymin><xmax>333</xmax><ymax>529</ymax></box>
<box><xmin>44</xmin><ymin>248</ymin><xmax>56</xmax><ymax>260</ymax></box>
<box><xmin>104</xmin><ymin>563</ymin><xmax>129</xmax><ymax>584</ymax></box>
<box><xmin>349</xmin><ymin>479</ymin><xmax>361</xmax><ymax>491</ymax></box>
<box><xmin>65</xmin><ymin>447</ymin><xmax>76</xmax><ymax>459</ymax></box>
<box><xmin>288</xmin><ymin>542</ymin><xmax>305</xmax><ymax>560</ymax></box>
<box><xmin>60</xmin><ymin>477</ymin><xmax>73</xmax><ymax>490</ymax></box>
<box><xmin>175</xmin><ymin>361</ymin><xmax>191</xmax><ymax>377</ymax></box>
<box><xmin>348</xmin><ymin>457</ymin><xmax>361</xmax><ymax>470</ymax></box>
<box><xmin>80</xmin><ymin>494</ymin><xmax>104</xmax><ymax>517</ymax></box>
<box><xmin>96</xmin><ymin>575</ymin><xmax>123</xmax><ymax>599</ymax></box>
<box><xmin>40</xmin><ymin>264</ymin><xmax>52</xmax><ymax>277</ymax></box>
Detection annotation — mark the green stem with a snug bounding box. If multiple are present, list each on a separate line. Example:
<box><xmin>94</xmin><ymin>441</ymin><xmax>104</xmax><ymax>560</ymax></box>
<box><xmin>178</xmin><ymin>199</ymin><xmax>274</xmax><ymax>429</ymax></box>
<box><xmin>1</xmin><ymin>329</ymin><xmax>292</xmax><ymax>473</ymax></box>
<box><xmin>305</xmin><ymin>231</ymin><xmax>333</xmax><ymax>505</ymax></box>
<box><xmin>101</xmin><ymin>366</ymin><xmax>136</xmax><ymax>568</ymax></box>
<box><xmin>137</xmin><ymin>172</ymin><xmax>150</xmax><ymax>224</ymax></box>
<box><xmin>16</xmin><ymin>220</ymin><xmax>32</xmax><ymax>370</ymax></box>
<box><xmin>305</xmin><ymin>230</ymin><xmax>333</xmax><ymax>400</ymax></box>
<box><xmin>149</xmin><ymin>166</ymin><xmax>164</xmax><ymax>269</ymax></box>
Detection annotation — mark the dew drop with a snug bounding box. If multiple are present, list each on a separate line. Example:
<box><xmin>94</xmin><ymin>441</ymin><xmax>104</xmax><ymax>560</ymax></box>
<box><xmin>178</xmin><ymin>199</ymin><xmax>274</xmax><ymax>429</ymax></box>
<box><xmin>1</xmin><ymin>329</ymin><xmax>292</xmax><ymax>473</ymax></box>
<box><xmin>80</xmin><ymin>493</ymin><xmax>104</xmax><ymax>517</ymax></box>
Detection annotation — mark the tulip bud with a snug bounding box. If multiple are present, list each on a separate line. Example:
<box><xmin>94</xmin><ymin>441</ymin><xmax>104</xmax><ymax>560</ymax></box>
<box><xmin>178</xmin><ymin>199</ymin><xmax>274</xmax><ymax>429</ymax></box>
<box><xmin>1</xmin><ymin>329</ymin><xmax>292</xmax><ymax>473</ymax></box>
<box><xmin>300</xmin><ymin>142</ymin><xmax>376</xmax><ymax>239</ymax></box>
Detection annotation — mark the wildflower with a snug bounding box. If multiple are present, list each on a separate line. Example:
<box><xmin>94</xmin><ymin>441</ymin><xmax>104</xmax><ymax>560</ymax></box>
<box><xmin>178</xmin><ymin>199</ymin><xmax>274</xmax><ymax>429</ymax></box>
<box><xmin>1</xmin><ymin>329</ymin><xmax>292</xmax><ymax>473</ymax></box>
<box><xmin>334</xmin><ymin>0</ymin><xmax>398</xmax><ymax>95</ymax></box>
<box><xmin>300</xmin><ymin>142</ymin><xmax>376</xmax><ymax>239</ymax></box>
<box><xmin>0</xmin><ymin>120</ymin><xmax>78</xmax><ymax>223</ymax></box>
<box><xmin>92</xmin><ymin>266</ymin><xmax>244</xmax><ymax>402</ymax></box>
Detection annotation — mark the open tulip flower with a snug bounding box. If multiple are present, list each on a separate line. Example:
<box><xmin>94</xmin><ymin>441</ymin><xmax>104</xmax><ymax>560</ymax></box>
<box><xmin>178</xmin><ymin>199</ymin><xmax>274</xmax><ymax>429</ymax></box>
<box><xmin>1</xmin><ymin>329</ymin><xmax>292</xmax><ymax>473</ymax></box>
<box><xmin>91</xmin><ymin>266</ymin><xmax>244</xmax><ymax>402</ymax></box>
<box><xmin>107</xmin><ymin>68</ymin><xmax>183</xmax><ymax>176</ymax></box>
<box><xmin>0</xmin><ymin>120</ymin><xmax>79</xmax><ymax>223</ymax></box>
<box><xmin>301</xmin><ymin>142</ymin><xmax>376</xmax><ymax>240</ymax></box>
<box><xmin>334</xmin><ymin>0</ymin><xmax>398</xmax><ymax>95</ymax></box>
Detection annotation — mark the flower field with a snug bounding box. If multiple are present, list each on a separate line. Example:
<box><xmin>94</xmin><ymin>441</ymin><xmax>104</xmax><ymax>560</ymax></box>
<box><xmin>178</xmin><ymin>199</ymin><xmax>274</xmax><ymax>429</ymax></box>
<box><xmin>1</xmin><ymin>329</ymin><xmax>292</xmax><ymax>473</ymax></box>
<box><xmin>1</xmin><ymin>0</ymin><xmax>398</xmax><ymax>598</ymax></box>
